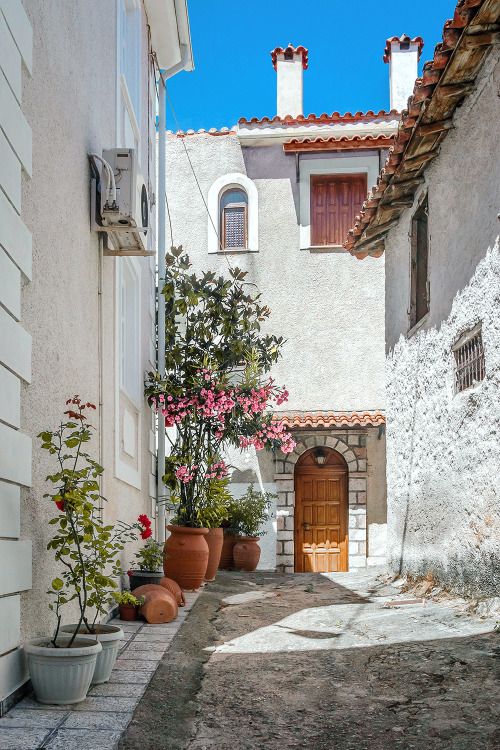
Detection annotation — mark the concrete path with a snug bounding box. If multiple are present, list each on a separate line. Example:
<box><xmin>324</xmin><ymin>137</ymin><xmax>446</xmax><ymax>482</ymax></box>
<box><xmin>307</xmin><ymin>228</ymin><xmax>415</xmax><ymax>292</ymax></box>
<box><xmin>0</xmin><ymin>592</ymin><xmax>198</xmax><ymax>750</ymax></box>
<box><xmin>120</xmin><ymin>569</ymin><xmax>500</xmax><ymax>750</ymax></box>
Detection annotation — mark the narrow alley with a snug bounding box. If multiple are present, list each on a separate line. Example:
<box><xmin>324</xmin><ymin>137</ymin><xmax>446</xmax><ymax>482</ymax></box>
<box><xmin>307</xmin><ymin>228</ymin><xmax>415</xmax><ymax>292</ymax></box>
<box><xmin>120</xmin><ymin>570</ymin><xmax>499</xmax><ymax>750</ymax></box>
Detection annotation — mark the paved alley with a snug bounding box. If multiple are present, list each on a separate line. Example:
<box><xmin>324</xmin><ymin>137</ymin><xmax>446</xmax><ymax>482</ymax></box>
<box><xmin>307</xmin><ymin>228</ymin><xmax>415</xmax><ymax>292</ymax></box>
<box><xmin>120</xmin><ymin>570</ymin><xmax>500</xmax><ymax>750</ymax></box>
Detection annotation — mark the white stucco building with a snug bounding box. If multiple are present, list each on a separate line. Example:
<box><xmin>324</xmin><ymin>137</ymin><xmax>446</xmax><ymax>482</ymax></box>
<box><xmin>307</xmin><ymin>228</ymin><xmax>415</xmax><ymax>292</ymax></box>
<box><xmin>162</xmin><ymin>42</ymin><xmax>420</xmax><ymax>575</ymax></box>
<box><xmin>346</xmin><ymin>1</ymin><xmax>500</xmax><ymax>597</ymax></box>
<box><xmin>0</xmin><ymin>0</ymin><xmax>193</xmax><ymax>713</ymax></box>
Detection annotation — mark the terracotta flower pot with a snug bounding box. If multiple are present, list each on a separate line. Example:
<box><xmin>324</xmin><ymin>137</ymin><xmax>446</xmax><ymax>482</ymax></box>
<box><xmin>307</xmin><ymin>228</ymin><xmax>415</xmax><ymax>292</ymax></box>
<box><xmin>118</xmin><ymin>603</ymin><xmax>137</xmax><ymax>621</ymax></box>
<box><xmin>161</xmin><ymin>577</ymin><xmax>186</xmax><ymax>607</ymax></box>
<box><xmin>163</xmin><ymin>525</ymin><xmax>209</xmax><ymax>591</ymax></box>
<box><xmin>204</xmin><ymin>528</ymin><xmax>224</xmax><ymax>581</ymax></box>
<box><xmin>219</xmin><ymin>531</ymin><xmax>238</xmax><ymax>570</ymax></box>
<box><xmin>233</xmin><ymin>536</ymin><xmax>261</xmax><ymax>572</ymax></box>
<box><xmin>133</xmin><ymin>584</ymin><xmax>178</xmax><ymax>623</ymax></box>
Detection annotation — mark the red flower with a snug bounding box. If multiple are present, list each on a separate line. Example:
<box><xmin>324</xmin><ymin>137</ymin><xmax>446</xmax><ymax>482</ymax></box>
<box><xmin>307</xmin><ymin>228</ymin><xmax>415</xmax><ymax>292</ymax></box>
<box><xmin>138</xmin><ymin>514</ymin><xmax>151</xmax><ymax>528</ymax></box>
<box><xmin>140</xmin><ymin>527</ymin><xmax>153</xmax><ymax>540</ymax></box>
<box><xmin>127</xmin><ymin>570</ymin><xmax>134</xmax><ymax>577</ymax></box>
<box><xmin>55</xmin><ymin>499</ymin><xmax>64</xmax><ymax>511</ymax></box>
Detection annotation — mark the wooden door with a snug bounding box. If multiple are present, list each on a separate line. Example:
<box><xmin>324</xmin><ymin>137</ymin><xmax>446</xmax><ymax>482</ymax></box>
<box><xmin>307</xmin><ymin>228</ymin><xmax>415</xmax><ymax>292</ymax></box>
<box><xmin>310</xmin><ymin>173</ymin><xmax>367</xmax><ymax>246</ymax></box>
<box><xmin>294</xmin><ymin>448</ymin><xmax>348</xmax><ymax>572</ymax></box>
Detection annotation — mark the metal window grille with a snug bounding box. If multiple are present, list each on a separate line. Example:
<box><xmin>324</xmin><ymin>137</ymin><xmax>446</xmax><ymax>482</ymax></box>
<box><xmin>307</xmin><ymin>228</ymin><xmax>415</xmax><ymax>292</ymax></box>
<box><xmin>453</xmin><ymin>329</ymin><xmax>485</xmax><ymax>393</ymax></box>
<box><xmin>222</xmin><ymin>203</ymin><xmax>246</xmax><ymax>248</ymax></box>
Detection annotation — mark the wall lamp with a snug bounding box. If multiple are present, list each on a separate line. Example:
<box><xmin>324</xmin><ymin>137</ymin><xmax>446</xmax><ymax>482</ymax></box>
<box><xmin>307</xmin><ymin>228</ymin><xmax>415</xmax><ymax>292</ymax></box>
<box><xmin>315</xmin><ymin>448</ymin><xmax>327</xmax><ymax>466</ymax></box>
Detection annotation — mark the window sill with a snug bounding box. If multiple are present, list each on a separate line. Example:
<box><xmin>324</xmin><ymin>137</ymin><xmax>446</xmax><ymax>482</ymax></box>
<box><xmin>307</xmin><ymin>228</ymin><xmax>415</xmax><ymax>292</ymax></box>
<box><xmin>304</xmin><ymin>245</ymin><xmax>347</xmax><ymax>254</ymax></box>
<box><xmin>407</xmin><ymin>311</ymin><xmax>430</xmax><ymax>339</ymax></box>
<box><xmin>208</xmin><ymin>248</ymin><xmax>258</xmax><ymax>254</ymax></box>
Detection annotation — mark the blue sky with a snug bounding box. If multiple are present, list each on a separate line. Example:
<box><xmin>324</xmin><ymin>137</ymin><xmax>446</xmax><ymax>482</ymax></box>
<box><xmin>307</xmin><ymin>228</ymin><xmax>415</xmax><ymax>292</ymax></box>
<box><xmin>164</xmin><ymin>0</ymin><xmax>455</xmax><ymax>132</ymax></box>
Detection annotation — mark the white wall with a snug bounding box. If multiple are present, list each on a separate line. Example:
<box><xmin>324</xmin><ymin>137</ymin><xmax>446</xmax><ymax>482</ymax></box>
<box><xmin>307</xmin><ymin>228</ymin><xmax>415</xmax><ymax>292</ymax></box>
<box><xmin>0</xmin><ymin>0</ymin><xmax>33</xmax><ymax>707</ymax></box>
<box><xmin>384</xmin><ymin>50</ymin><xmax>500</xmax><ymax>596</ymax></box>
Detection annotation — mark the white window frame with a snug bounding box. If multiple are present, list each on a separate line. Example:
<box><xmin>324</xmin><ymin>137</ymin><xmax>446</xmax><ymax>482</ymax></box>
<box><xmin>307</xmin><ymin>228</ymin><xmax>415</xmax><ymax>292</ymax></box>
<box><xmin>208</xmin><ymin>173</ymin><xmax>258</xmax><ymax>253</ymax></box>
<box><xmin>115</xmin><ymin>257</ymin><xmax>142</xmax><ymax>489</ymax></box>
<box><xmin>299</xmin><ymin>155</ymin><xmax>379</xmax><ymax>250</ymax></box>
<box><xmin>117</xmin><ymin>0</ymin><xmax>141</xmax><ymax>147</ymax></box>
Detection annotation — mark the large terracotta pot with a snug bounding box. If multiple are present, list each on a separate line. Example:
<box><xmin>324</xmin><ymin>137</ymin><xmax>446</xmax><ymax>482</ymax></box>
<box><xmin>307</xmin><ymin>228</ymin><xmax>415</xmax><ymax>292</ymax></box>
<box><xmin>161</xmin><ymin>576</ymin><xmax>186</xmax><ymax>607</ymax></box>
<box><xmin>163</xmin><ymin>525</ymin><xmax>209</xmax><ymax>591</ymax></box>
<box><xmin>133</xmin><ymin>584</ymin><xmax>178</xmax><ymax>623</ymax></box>
<box><xmin>233</xmin><ymin>536</ymin><xmax>261</xmax><ymax>572</ymax></box>
<box><xmin>219</xmin><ymin>531</ymin><xmax>238</xmax><ymax>570</ymax></box>
<box><xmin>204</xmin><ymin>528</ymin><xmax>224</xmax><ymax>581</ymax></box>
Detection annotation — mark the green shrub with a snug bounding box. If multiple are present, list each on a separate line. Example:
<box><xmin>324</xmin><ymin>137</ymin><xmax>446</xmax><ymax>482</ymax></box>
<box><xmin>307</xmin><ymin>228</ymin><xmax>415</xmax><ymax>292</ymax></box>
<box><xmin>227</xmin><ymin>484</ymin><xmax>276</xmax><ymax>537</ymax></box>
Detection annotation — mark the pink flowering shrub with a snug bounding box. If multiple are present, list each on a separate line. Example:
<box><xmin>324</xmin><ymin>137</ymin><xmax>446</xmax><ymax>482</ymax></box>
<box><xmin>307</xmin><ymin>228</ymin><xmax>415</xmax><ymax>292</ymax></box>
<box><xmin>145</xmin><ymin>248</ymin><xmax>295</xmax><ymax>527</ymax></box>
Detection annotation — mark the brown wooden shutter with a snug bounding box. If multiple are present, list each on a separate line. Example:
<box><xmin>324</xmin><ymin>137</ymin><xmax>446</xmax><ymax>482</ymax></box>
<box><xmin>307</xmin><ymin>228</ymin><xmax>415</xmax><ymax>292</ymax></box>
<box><xmin>310</xmin><ymin>174</ymin><xmax>367</xmax><ymax>246</ymax></box>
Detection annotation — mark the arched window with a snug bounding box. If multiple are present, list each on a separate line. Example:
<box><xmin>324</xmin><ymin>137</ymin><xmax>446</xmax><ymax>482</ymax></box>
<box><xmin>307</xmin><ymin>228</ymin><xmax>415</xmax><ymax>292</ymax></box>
<box><xmin>208</xmin><ymin>174</ymin><xmax>258</xmax><ymax>254</ymax></box>
<box><xmin>220</xmin><ymin>188</ymin><xmax>248</xmax><ymax>249</ymax></box>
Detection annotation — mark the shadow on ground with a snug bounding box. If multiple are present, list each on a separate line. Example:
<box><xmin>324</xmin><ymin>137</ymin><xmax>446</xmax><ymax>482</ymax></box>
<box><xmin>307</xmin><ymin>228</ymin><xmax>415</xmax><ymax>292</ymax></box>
<box><xmin>119</xmin><ymin>571</ymin><xmax>499</xmax><ymax>750</ymax></box>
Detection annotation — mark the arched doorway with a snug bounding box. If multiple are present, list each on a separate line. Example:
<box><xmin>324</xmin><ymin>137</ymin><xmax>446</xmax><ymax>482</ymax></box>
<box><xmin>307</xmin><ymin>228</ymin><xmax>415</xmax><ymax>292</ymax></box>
<box><xmin>294</xmin><ymin>447</ymin><xmax>349</xmax><ymax>572</ymax></box>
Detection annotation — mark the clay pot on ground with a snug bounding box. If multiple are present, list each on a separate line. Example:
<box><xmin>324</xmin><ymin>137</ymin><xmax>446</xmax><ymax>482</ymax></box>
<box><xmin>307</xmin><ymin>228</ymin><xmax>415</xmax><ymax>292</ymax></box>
<box><xmin>25</xmin><ymin>635</ymin><xmax>102</xmax><ymax>705</ymax></box>
<box><xmin>163</xmin><ymin>525</ymin><xmax>209</xmax><ymax>591</ymax></box>
<box><xmin>133</xmin><ymin>583</ymin><xmax>178</xmax><ymax>623</ymax></box>
<box><xmin>118</xmin><ymin>603</ymin><xmax>137</xmax><ymax>621</ymax></box>
<box><xmin>160</xmin><ymin>576</ymin><xmax>186</xmax><ymax>607</ymax></box>
<box><xmin>128</xmin><ymin>569</ymin><xmax>163</xmax><ymax>592</ymax></box>
<box><xmin>204</xmin><ymin>528</ymin><xmax>224</xmax><ymax>581</ymax></box>
<box><xmin>219</xmin><ymin>531</ymin><xmax>239</xmax><ymax>570</ymax></box>
<box><xmin>59</xmin><ymin>623</ymin><xmax>124</xmax><ymax>684</ymax></box>
<box><xmin>233</xmin><ymin>536</ymin><xmax>261</xmax><ymax>572</ymax></box>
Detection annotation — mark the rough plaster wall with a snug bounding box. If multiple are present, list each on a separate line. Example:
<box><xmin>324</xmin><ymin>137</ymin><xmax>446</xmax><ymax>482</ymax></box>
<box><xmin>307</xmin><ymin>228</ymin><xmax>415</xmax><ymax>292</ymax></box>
<box><xmin>366</xmin><ymin>428</ymin><xmax>387</xmax><ymax>559</ymax></box>
<box><xmin>164</xmin><ymin>135</ymin><xmax>386</xmax><ymax>414</ymax></box>
<box><xmin>384</xmin><ymin>50</ymin><xmax>500</xmax><ymax>597</ymax></box>
<box><xmin>19</xmin><ymin>0</ymin><xmax>153</xmax><ymax>642</ymax></box>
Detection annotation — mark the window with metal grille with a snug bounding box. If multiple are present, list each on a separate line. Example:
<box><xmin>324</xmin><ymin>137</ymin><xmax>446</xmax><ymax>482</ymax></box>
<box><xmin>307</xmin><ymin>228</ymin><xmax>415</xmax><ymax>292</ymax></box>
<box><xmin>220</xmin><ymin>188</ymin><xmax>248</xmax><ymax>249</ymax></box>
<box><xmin>453</xmin><ymin>325</ymin><xmax>485</xmax><ymax>393</ymax></box>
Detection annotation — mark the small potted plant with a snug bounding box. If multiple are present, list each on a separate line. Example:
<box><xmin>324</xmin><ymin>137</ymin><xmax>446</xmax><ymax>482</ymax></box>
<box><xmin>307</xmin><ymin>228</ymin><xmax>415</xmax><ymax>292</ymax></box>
<box><xmin>128</xmin><ymin>532</ymin><xmax>165</xmax><ymax>591</ymax></box>
<box><xmin>111</xmin><ymin>591</ymin><xmax>146</xmax><ymax>621</ymax></box>
<box><xmin>229</xmin><ymin>485</ymin><xmax>276</xmax><ymax>572</ymax></box>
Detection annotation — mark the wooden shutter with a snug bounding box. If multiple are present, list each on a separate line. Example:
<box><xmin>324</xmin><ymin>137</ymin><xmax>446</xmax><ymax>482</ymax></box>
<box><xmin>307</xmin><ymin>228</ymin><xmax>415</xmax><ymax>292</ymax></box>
<box><xmin>310</xmin><ymin>174</ymin><xmax>367</xmax><ymax>246</ymax></box>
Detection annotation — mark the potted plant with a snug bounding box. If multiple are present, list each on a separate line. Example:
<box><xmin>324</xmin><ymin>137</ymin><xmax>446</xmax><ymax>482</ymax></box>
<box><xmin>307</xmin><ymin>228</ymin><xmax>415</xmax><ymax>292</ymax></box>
<box><xmin>198</xmin><ymin>477</ymin><xmax>232</xmax><ymax>581</ymax></box>
<box><xmin>26</xmin><ymin>397</ymin><xmax>144</xmax><ymax>701</ymax></box>
<box><xmin>111</xmin><ymin>591</ymin><xmax>146</xmax><ymax>621</ymax></box>
<box><xmin>128</xmin><ymin>532</ymin><xmax>165</xmax><ymax>591</ymax></box>
<box><xmin>229</xmin><ymin>485</ymin><xmax>276</xmax><ymax>572</ymax></box>
<box><xmin>145</xmin><ymin>249</ymin><xmax>295</xmax><ymax>590</ymax></box>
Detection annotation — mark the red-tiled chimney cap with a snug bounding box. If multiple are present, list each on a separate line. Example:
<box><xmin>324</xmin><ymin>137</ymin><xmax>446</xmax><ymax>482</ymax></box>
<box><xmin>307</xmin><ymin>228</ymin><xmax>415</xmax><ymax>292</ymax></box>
<box><xmin>383</xmin><ymin>34</ymin><xmax>424</xmax><ymax>63</ymax></box>
<box><xmin>271</xmin><ymin>44</ymin><xmax>308</xmax><ymax>71</ymax></box>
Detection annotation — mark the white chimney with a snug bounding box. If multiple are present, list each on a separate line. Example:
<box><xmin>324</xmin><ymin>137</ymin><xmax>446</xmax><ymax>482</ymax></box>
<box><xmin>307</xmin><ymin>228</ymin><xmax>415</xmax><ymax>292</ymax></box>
<box><xmin>271</xmin><ymin>44</ymin><xmax>308</xmax><ymax>118</ymax></box>
<box><xmin>383</xmin><ymin>34</ymin><xmax>424</xmax><ymax>111</ymax></box>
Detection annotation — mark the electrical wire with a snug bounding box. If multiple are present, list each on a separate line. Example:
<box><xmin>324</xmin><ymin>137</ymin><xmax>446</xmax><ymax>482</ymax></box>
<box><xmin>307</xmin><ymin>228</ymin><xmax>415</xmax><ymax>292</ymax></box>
<box><xmin>89</xmin><ymin>153</ymin><xmax>116</xmax><ymax>204</ymax></box>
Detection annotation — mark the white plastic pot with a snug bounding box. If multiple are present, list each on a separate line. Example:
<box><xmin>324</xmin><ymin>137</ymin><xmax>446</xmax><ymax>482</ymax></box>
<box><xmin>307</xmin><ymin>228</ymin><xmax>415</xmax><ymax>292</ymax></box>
<box><xmin>59</xmin><ymin>624</ymin><xmax>124</xmax><ymax>683</ymax></box>
<box><xmin>25</xmin><ymin>636</ymin><xmax>102</xmax><ymax>705</ymax></box>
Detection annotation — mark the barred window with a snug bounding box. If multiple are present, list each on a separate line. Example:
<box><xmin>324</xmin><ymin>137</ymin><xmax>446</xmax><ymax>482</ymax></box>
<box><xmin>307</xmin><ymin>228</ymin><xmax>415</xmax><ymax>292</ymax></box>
<box><xmin>220</xmin><ymin>188</ymin><xmax>248</xmax><ymax>249</ymax></box>
<box><xmin>453</xmin><ymin>325</ymin><xmax>485</xmax><ymax>393</ymax></box>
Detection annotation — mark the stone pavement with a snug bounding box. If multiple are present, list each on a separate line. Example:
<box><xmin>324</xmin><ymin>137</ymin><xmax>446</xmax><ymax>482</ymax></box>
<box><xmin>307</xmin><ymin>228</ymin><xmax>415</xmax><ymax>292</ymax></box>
<box><xmin>120</xmin><ymin>569</ymin><xmax>500</xmax><ymax>750</ymax></box>
<box><xmin>0</xmin><ymin>592</ymin><xmax>198</xmax><ymax>750</ymax></box>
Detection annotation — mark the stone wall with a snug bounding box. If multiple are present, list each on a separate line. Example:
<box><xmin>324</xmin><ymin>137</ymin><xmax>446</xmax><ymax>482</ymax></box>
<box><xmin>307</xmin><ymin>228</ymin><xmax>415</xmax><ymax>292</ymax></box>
<box><xmin>383</xmin><ymin>49</ymin><xmax>500</xmax><ymax>597</ymax></box>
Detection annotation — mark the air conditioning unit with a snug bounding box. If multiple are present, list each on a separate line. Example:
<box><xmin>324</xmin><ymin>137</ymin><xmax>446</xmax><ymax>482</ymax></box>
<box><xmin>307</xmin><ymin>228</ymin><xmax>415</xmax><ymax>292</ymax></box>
<box><xmin>99</xmin><ymin>148</ymin><xmax>153</xmax><ymax>256</ymax></box>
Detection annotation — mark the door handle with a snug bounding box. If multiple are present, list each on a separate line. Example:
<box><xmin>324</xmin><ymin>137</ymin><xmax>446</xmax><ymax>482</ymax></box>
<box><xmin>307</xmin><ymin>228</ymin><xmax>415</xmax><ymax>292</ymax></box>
<box><xmin>302</xmin><ymin>522</ymin><xmax>310</xmax><ymax>531</ymax></box>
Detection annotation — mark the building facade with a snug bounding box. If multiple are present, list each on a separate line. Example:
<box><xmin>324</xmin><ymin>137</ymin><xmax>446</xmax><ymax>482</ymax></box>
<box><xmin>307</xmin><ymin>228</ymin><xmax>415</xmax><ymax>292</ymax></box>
<box><xmin>0</xmin><ymin>0</ymin><xmax>193</xmax><ymax>712</ymax></box>
<box><xmin>346</xmin><ymin>0</ymin><xmax>500</xmax><ymax>597</ymax></box>
<box><xmin>162</xmin><ymin>43</ymin><xmax>420</xmax><ymax>573</ymax></box>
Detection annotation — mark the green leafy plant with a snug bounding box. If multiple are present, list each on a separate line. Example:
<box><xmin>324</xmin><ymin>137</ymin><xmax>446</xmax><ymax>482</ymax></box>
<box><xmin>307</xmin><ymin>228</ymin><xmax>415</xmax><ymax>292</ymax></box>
<box><xmin>226</xmin><ymin>484</ymin><xmax>276</xmax><ymax>537</ymax></box>
<box><xmin>40</xmin><ymin>397</ymin><xmax>143</xmax><ymax>647</ymax></box>
<box><xmin>145</xmin><ymin>248</ymin><xmax>295</xmax><ymax>527</ymax></box>
<box><xmin>132</xmin><ymin>538</ymin><xmax>164</xmax><ymax>572</ymax></box>
<box><xmin>111</xmin><ymin>591</ymin><xmax>145</xmax><ymax>606</ymax></box>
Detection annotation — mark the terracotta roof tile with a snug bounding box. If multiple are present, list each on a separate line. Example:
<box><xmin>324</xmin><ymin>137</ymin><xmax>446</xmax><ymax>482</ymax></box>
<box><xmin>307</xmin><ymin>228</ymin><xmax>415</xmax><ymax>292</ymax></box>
<box><xmin>238</xmin><ymin>110</ymin><xmax>400</xmax><ymax>126</ymax></box>
<box><xmin>283</xmin><ymin>133</ymin><xmax>395</xmax><ymax>153</ymax></box>
<box><xmin>383</xmin><ymin>34</ymin><xmax>424</xmax><ymax>63</ymax></box>
<box><xmin>271</xmin><ymin>44</ymin><xmax>309</xmax><ymax>71</ymax></box>
<box><xmin>278</xmin><ymin>412</ymin><xmax>386</xmax><ymax>429</ymax></box>
<box><xmin>345</xmin><ymin>0</ymin><xmax>500</xmax><ymax>259</ymax></box>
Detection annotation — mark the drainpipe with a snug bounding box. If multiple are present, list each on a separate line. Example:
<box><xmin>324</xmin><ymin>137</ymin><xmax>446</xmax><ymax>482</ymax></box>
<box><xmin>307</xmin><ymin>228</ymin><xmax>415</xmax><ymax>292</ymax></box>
<box><xmin>156</xmin><ymin>44</ymin><xmax>192</xmax><ymax>543</ymax></box>
<box><xmin>156</xmin><ymin>76</ymin><xmax>167</xmax><ymax>544</ymax></box>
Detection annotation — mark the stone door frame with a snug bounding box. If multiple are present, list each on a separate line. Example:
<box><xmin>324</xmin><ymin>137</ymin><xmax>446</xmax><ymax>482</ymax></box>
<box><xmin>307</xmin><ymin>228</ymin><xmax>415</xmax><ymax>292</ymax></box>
<box><xmin>275</xmin><ymin>430</ymin><xmax>368</xmax><ymax>573</ymax></box>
